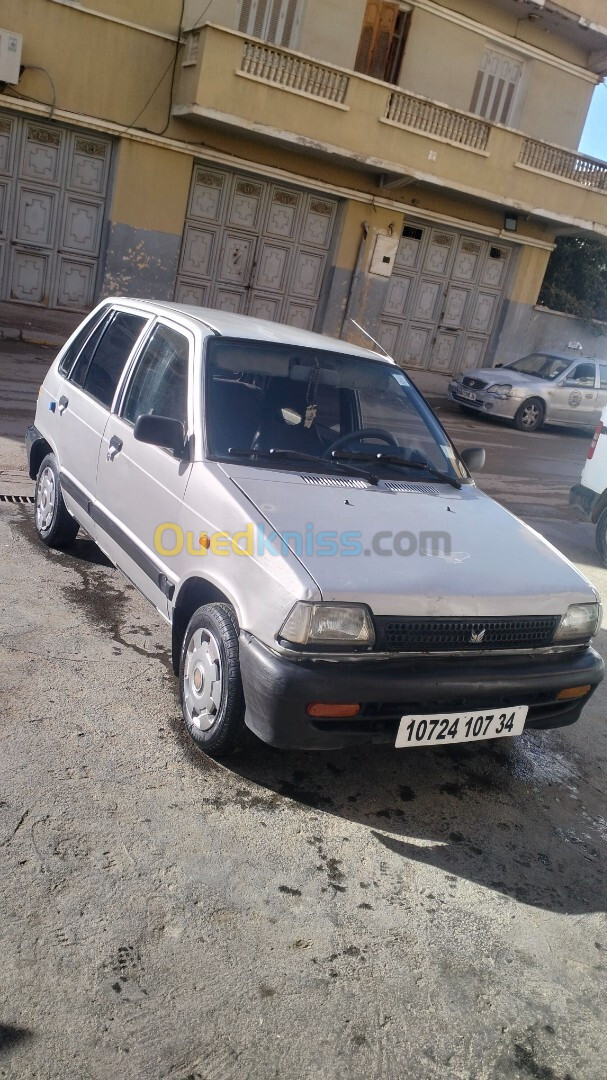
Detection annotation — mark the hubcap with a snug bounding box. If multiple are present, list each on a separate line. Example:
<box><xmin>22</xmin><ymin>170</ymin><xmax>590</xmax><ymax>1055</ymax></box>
<box><xmin>522</xmin><ymin>405</ymin><xmax>540</xmax><ymax>428</ymax></box>
<box><xmin>183</xmin><ymin>627</ymin><xmax>223</xmax><ymax>730</ymax></box>
<box><xmin>36</xmin><ymin>466</ymin><xmax>56</xmax><ymax>533</ymax></box>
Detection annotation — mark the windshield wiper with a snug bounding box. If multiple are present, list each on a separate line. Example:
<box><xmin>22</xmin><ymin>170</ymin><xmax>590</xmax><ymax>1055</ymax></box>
<box><xmin>332</xmin><ymin>451</ymin><xmax>462</xmax><ymax>489</ymax></box>
<box><xmin>227</xmin><ymin>447</ymin><xmax>379</xmax><ymax>486</ymax></box>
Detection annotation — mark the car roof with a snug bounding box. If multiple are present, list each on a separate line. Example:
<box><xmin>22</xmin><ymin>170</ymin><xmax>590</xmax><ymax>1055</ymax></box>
<box><xmin>106</xmin><ymin>298</ymin><xmax>392</xmax><ymax>364</ymax></box>
<box><xmin>514</xmin><ymin>352</ymin><xmax>597</xmax><ymax>363</ymax></box>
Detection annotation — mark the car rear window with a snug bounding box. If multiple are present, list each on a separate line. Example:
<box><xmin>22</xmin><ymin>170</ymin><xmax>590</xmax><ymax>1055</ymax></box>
<box><xmin>69</xmin><ymin>311</ymin><xmax>148</xmax><ymax>408</ymax></box>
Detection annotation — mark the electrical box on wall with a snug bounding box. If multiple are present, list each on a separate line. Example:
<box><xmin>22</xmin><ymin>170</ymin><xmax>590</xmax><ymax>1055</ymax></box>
<box><xmin>369</xmin><ymin>233</ymin><xmax>399</xmax><ymax>278</ymax></box>
<box><xmin>0</xmin><ymin>29</ymin><xmax>22</xmax><ymax>85</ymax></box>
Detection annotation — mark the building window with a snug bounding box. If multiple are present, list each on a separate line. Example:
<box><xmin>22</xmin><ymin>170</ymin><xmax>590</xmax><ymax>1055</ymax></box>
<box><xmin>470</xmin><ymin>48</ymin><xmax>523</xmax><ymax>126</ymax></box>
<box><xmin>238</xmin><ymin>0</ymin><xmax>305</xmax><ymax>48</ymax></box>
<box><xmin>354</xmin><ymin>1</ymin><xmax>411</xmax><ymax>84</ymax></box>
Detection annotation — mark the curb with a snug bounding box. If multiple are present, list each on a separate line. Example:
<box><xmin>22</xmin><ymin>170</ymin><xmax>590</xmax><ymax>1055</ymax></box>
<box><xmin>0</xmin><ymin>326</ymin><xmax>65</xmax><ymax>349</ymax></box>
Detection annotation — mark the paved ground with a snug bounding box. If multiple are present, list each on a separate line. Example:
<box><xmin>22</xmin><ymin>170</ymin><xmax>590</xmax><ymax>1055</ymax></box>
<box><xmin>1</xmin><ymin>343</ymin><xmax>606</xmax><ymax>1080</ymax></box>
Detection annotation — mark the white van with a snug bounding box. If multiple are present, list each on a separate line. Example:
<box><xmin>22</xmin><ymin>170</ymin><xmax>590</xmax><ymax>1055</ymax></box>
<box><xmin>26</xmin><ymin>300</ymin><xmax>603</xmax><ymax>757</ymax></box>
<box><xmin>570</xmin><ymin>404</ymin><xmax>607</xmax><ymax>565</ymax></box>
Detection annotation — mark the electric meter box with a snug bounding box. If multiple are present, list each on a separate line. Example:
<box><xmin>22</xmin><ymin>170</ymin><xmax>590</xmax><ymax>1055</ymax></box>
<box><xmin>0</xmin><ymin>29</ymin><xmax>22</xmax><ymax>85</ymax></box>
<box><xmin>369</xmin><ymin>233</ymin><xmax>399</xmax><ymax>278</ymax></box>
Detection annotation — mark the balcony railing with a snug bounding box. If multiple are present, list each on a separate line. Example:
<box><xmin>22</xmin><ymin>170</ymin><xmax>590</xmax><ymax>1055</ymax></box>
<box><xmin>519</xmin><ymin>138</ymin><xmax>607</xmax><ymax>191</ymax></box>
<box><xmin>240</xmin><ymin>41</ymin><xmax>349</xmax><ymax>105</ymax></box>
<box><xmin>385</xmin><ymin>91</ymin><xmax>490</xmax><ymax>152</ymax></box>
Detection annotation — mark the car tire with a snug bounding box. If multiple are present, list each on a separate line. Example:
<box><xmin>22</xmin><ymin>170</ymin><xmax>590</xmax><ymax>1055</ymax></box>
<box><xmin>514</xmin><ymin>398</ymin><xmax>545</xmax><ymax>432</ymax></box>
<box><xmin>595</xmin><ymin>508</ymin><xmax>607</xmax><ymax>567</ymax></box>
<box><xmin>179</xmin><ymin>602</ymin><xmax>249</xmax><ymax>758</ymax></box>
<box><xmin>34</xmin><ymin>453</ymin><xmax>80</xmax><ymax>548</ymax></box>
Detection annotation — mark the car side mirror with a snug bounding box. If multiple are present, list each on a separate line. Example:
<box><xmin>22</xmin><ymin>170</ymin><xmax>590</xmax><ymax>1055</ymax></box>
<box><xmin>134</xmin><ymin>414</ymin><xmax>186</xmax><ymax>456</ymax></box>
<box><xmin>461</xmin><ymin>447</ymin><xmax>485</xmax><ymax>472</ymax></box>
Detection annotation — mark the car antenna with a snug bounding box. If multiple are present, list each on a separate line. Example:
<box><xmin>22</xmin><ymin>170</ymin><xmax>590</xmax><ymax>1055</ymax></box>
<box><xmin>350</xmin><ymin>319</ymin><xmax>393</xmax><ymax>360</ymax></box>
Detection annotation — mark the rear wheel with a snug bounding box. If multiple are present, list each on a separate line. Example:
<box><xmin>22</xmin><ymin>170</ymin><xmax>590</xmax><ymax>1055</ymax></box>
<box><xmin>179</xmin><ymin>602</ymin><xmax>248</xmax><ymax>758</ymax></box>
<box><xmin>34</xmin><ymin>453</ymin><xmax>79</xmax><ymax>548</ymax></box>
<box><xmin>514</xmin><ymin>398</ymin><xmax>545</xmax><ymax>432</ymax></box>
<box><xmin>596</xmin><ymin>508</ymin><xmax>607</xmax><ymax>567</ymax></box>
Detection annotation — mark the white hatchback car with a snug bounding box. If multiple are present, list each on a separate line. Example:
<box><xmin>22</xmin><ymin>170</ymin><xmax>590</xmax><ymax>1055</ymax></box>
<box><xmin>26</xmin><ymin>299</ymin><xmax>603</xmax><ymax>757</ymax></box>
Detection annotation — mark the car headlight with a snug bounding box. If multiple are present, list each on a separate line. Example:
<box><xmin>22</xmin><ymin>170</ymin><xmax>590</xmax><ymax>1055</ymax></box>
<box><xmin>554</xmin><ymin>602</ymin><xmax>601</xmax><ymax>643</ymax></box>
<box><xmin>486</xmin><ymin>383</ymin><xmax>513</xmax><ymax>398</ymax></box>
<box><xmin>279</xmin><ymin>602</ymin><xmax>375</xmax><ymax>647</ymax></box>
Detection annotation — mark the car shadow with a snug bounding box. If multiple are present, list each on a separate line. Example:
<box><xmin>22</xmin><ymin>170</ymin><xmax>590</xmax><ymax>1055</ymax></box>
<box><xmin>227</xmin><ymin>691</ymin><xmax>606</xmax><ymax>916</ymax></box>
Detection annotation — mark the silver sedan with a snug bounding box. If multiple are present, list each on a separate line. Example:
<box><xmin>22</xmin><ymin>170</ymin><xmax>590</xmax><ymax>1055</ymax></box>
<box><xmin>448</xmin><ymin>353</ymin><xmax>607</xmax><ymax>432</ymax></box>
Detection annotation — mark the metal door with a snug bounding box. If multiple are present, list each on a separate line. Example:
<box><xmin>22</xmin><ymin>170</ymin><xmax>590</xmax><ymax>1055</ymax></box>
<box><xmin>0</xmin><ymin>110</ymin><xmax>112</xmax><ymax>310</ymax></box>
<box><xmin>175</xmin><ymin>165</ymin><xmax>339</xmax><ymax>330</ymax></box>
<box><xmin>378</xmin><ymin>222</ymin><xmax>513</xmax><ymax>374</ymax></box>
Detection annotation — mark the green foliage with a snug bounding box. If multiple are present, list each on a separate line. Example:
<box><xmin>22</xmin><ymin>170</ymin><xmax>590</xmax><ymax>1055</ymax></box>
<box><xmin>539</xmin><ymin>235</ymin><xmax>607</xmax><ymax>323</ymax></box>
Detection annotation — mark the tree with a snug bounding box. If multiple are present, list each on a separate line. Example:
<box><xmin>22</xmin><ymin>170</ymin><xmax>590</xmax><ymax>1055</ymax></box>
<box><xmin>538</xmin><ymin>235</ymin><xmax>607</xmax><ymax>322</ymax></box>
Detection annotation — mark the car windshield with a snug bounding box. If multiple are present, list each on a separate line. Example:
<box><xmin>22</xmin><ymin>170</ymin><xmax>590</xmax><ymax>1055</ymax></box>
<box><xmin>507</xmin><ymin>354</ymin><xmax>571</xmax><ymax>381</ymax></box>
<box><xmin>205</xmin><ymin>338</ymin><xmax>464</xmax><ymax>482</ymax></box>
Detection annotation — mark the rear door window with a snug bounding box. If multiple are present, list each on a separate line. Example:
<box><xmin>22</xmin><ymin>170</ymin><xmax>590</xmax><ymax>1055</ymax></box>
<box><xmin>69</xmin><ymin>310</ymin><xmax>148</xmax><ymax>408</ymax></box>
<box><xmin>58</xmin><ymin>306</ymin><xmax>110</xmax><ymax>377</ymax></box>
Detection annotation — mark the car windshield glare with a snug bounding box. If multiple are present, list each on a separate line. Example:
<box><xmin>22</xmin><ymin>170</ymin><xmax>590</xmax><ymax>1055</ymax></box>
<box><xmin>205</xmin><ymin>338</ymin><xmax>464</xmax><ymax>481</ymax></box>
<box><xmin>508</xmin><ymin>354</ymin><xmax>571</xmax><ymax>381</ymax></box>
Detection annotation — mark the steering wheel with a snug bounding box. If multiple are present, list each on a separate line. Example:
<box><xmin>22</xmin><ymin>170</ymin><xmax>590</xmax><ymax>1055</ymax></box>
<box><xmin>323</xmin><ymin>427</ymin><xmax>399</xmax><ymax>459</ymax></box>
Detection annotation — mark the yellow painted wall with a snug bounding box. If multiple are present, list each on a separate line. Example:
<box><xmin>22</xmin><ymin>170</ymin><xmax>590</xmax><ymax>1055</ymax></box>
<box><xmin>298</xmin><ymin>0</ymin><xmax>367</xmax><ymax>68</ymax></box>
<box><xmin>4</xmin><ymin>0</ymin><xmax>177</xmax><ymax>130</ymax></box>
<box><xmin>183</xmin><ymin>0</ymin><xmax>238</xmax><ymax>33</ymax></box>
<box><xmin>110</xmin><ymin>141</ymin><xmax>192</xmax><ymax>234</ymax></box>
<box><xmin>399</xmin><ymin>7</ymin><xmax>594</xmax><ymax>149</ymax></box>
<box><xmin>436</xmin><ymin>0</ymin><xmax>591</xmax><ymax>66</ymax></box>
<box><xmin>508</xmin><ymin>244</ymin><xmax>552</xmax><ymax>306</ymax></box>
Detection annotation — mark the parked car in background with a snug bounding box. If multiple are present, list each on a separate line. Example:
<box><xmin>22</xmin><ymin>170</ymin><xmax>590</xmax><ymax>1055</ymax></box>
<box><xmin>26</xmin><ymin>300</ymin><xmax>603</xmax><ymax>757</ymax></box>
<box><xmin>449</xmin><ymin>353</ymin><xmax>607</xmax><ymax>432</ymax></box>
<box><xmin>570</xmin><ymin>405</ymin><xmax>607</xmax><ymax>566</ymax></box>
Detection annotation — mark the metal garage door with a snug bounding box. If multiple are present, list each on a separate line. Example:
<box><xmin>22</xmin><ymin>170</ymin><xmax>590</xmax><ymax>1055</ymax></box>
<box><xmin>175</xmin><ymin>164</ymin><xmax>339</xmax><ymax>330</ymax></box>
<box><xmin>0</xmin><ymin>111</ymin><xmax>112</xmax><ymax>310</ymax></box>
<box><xmin>378</xmin><ymin>221</ymin><xmax>514</xmax><ymax>374</ymax></box>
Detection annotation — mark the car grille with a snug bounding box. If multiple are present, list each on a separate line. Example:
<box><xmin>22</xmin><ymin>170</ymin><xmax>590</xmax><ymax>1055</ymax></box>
<box><xmin>462</xmin><ymin>376</ymin><xmax>487</xmax><ymax>390</ymax></box>
<box><xmin>373</xmin><ymin>616</ymin><xmax>560</xmax><ymax>652</ymax></box>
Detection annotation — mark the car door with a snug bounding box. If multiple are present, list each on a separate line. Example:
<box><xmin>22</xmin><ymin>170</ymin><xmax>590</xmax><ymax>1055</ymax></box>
<box><xmin>94</xmin><ymin>318</ymin><xmax>194</xmax><ymax>616</ymax></box>
<box><xmin>52</xmin><ymin>306</ymin><xmax>151</xmax><ymax>535</ymax></box>
<box><xmin>597</xmin><ymin>363</ymin><xmax>607</xmax><ymax>423</ymax></box>
<box><xmin>551</xmin><ymin>361</ymin><xmax>598</xmax><ymax>425</ymax></box>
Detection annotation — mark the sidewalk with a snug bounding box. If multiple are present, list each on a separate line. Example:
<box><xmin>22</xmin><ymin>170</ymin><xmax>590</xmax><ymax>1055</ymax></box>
<box><xmin>0</xmin><ymin>301</ymin><xmax>82</xmax><ymax>349</ymax></box>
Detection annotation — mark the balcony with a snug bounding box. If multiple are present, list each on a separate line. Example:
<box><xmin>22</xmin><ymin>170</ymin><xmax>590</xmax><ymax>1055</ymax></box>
<box><xmin>173</xmin><ymin>24</ymin><xmax>607</xmax><ymax>236</ymax></box>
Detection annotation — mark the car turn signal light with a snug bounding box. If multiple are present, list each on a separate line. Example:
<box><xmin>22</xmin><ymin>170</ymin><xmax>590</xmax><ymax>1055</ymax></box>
<box><xmin>307</xmin><ymin>703</ymin><xmax>361</xmax><ymax>717</ymax></box>
<box><xmin>556</xmin><ymin>685</ymin><xmax>592</xmax><ymax>701</ymax></box>
<box><xmin>587</xmin><ymin>423</ymin><xmax>605</xmax><ymax>460</ymax></box>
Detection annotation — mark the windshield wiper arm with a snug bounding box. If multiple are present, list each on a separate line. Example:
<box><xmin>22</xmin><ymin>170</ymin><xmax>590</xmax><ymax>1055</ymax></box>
<box><xmin>332</xmin><ymin>450</ymin><xmax>461</xmax><ymax>489</ymax></box>
<box><xmin>227</xmin><ymin>447</ymin><xmax>379</xmax><ymax>486</ymax></box>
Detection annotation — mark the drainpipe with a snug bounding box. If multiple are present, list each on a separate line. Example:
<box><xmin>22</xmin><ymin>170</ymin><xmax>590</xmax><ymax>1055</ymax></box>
<box><xmin>339</xmin><ymin>220</ymin><xmax>369</xmax><ymax>339</ymax></box>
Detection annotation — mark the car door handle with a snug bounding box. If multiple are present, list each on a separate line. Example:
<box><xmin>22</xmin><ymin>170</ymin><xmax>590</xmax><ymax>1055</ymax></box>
<box><xmin>106</xmin><ymin>436</ymin><xmax>123</xmax><ymax>462</ymax></box>
<box><xmin>58</xmin><ymin>395</ymin><xmax>69</xmax><ymax>415</ymax></box>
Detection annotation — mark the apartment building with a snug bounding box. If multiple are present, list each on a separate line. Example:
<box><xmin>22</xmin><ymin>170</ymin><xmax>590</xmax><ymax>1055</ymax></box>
<box><xmin>1</xmin><ymin>0</ymin><xmax>607</xmax><ymax>372</ymax></box>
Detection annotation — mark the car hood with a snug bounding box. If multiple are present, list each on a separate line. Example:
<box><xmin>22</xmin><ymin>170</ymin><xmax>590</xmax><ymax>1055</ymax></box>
<box><xmin>225</xmin><ymin>467</ymin><xmax>597</xmax><ymax>618</ymax></box>
<box><xmin>456</xmin><ymin>367</ymin><xmax>547</xmax><ymax>390</ymax></box>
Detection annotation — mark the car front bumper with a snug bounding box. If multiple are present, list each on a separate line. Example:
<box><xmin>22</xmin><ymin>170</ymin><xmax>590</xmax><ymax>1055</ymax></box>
<box><xmin>239</xmin><ymin>635</ymin><xmax>604</xmax><ymax>749</ymax></box>
<box><xmin>448</xmin><ymin>382</ymin><xmax>519</xmax><ymax>420</ymax></box>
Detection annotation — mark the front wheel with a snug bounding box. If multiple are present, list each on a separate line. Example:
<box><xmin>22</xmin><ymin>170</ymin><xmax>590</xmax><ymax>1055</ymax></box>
<box><xmin>179</xmin><ymin>602</ymin><xmax>248</xmax><ymax>757</ymax></box>
<box><xmin>596</xmin><ymin>508</ymin><xmax>607</xmax><ymax>567</ymax></box>
<box><xmin>34</xmin><ymin>453</ymin><xmax>80</xmax><ymax>548</ymax></box>
<box><xmin>514</xmin><ymin>398</ymin><xmax>545</xmax><ymax>432</ymax></box>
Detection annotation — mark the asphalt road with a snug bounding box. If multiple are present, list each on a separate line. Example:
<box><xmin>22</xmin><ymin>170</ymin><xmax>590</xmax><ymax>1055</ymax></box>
<box><xmin>1</xmin><ymin>343</ymin><xmax>606</xmax><ymax>1080</ymax></box>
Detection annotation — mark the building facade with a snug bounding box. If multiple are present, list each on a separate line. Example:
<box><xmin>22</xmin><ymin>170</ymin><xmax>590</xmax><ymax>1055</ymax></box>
<box><xmin>1</xmin><ymin>0</ymin><xmax>607</xmax><ymax>372</ymax></box>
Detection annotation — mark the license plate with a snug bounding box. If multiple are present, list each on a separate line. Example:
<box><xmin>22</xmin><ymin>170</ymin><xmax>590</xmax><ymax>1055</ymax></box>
<box><xmin>457</xmin><ymin>387</ymin><xmax>477</xmax><ymax>402</ymax></box>
<box><xmin>395</xmin><ymin>705</ymin><xmax>528</xmax><ymax>748</ymax></box>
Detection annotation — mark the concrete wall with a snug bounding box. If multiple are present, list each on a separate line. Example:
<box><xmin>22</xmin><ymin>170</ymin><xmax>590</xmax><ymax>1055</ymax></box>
<box><xmin>100</xmin><ymin>141</ymin><xmax>192</xmax><ymax>300</ymax></box>
<box><xmin>495</xmin><ymin>303</ymin><xmax>607</xmax><ymax>365</ymax></box>
<box><xmin>299</xmin><ymin>0</ymin><xmax>367</xmax><ymax>68</ymax></box>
